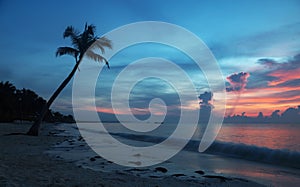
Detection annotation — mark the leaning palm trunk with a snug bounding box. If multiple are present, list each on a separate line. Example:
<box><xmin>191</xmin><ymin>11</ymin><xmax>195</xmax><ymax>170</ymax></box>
<box><xmin>27</xmin><ymin>60</ymin><xmax>81</xmax><ymax>136</ymax></box>
<box><xmin>26</xmin><ymin>23</ymin><xmax>112</xmax><ymax>136</ymax></box>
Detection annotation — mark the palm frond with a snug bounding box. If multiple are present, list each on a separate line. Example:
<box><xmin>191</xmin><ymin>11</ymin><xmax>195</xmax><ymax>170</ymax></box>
<box><xmin>85</xmin><ymin>50</ymin><xmax>110</xmax><ymax>68</ymax></box>
<box><xmin>87</xmin><ymin>24</ymin><xmax>96</xmax><ymax>36</ymax></box>
<box><xmin>79</xmin><ymin>36</ymin><xmax>97</xmax><ymax>54</ymax></box>
<box><xmin>78</xmin><ymin>24</ymin><xmax>96</xmax><ymax>52</ymax></box>
<box><xmin>63</xmin><ymin>26</ymin><xmax>81</xmax><ymax>50</ymax></box>
<box><xmin>104</xmin><ymin>59</ymin><xmax>110</xmax><ymax>69</ymax></box>
<box><xmin>58</xmin><ymin>24</ymin><xmax>112</xmax><ymax>68</ymax></box>
<box><xmin>85</xmin><ymin>50</ymin><xmax>105</xmax><ymax>62</ymax></box>
<box><xmin>56</xmin><ymin>47</ymin><xmax>79</xmax><ymax>58</ymax></box>
<box><xmin>92</xmin><ymin>37</ymin><xmax>112</xmax><ymax>53</ymax></box>
<box><xmin>63</xmin><ymin>26</ymin><xmax>79</xmax><ymax>38</ymax></box>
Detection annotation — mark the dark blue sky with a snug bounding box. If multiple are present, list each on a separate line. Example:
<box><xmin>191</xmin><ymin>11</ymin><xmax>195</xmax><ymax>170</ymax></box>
<box><xmin>1</xmin><ymin>0</ymin><xmax>300</xmax><ymax>117</ymax></box>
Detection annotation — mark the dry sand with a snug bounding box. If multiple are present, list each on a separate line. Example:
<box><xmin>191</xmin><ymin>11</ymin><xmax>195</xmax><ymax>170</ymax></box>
<box><xmin>0</xmin><ymin>123</ymin><xmax>265</xmax><ymax>187</ymax></box>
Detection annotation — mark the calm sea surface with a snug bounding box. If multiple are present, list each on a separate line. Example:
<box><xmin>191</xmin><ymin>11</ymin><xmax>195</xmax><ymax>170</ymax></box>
<box><xmin>217</xmin><ymin>123</ymin><xmax>300</xmax><ymax>152</ymax></box>
<box><xmin>103</xmin><ymin>122</ymin><xmax>300</xmax><ymax>152</ymax></box>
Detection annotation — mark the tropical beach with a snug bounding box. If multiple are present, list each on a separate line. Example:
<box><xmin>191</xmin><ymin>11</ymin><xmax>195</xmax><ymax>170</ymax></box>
<box><xmin>1</xmin><ymin>1</ymin><xmax>300</xmax><ymax>186</ymax></box>
<box><xmin>0</xmin><ymin>122</ymin><xmax>266</xmax><ymax>187</ymax></box>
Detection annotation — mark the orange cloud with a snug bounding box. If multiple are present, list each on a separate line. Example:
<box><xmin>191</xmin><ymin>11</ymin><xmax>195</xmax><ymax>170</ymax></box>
<box><xmin>83</xmin><ymin>106</ymin><xmax>127</xmax><ymax>115</ymax></box>
<box><xmin>268</xmin><ymin>68</ymin><xmax>300</xmax><ymax>86</ymax></box>
<box><xmin>225</xmin><ymin>86</ymin><xmax>300</xmax><ymax>116</ymax></box>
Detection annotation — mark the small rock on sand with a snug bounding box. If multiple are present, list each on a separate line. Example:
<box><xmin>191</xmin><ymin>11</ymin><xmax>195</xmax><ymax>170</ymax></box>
<box><xmin>155</xmin><ymin>167</ymin><xmax>168</xmax><ymax>173</ymax></box>
<box><xmin>194</xmin><ymin>170</ymin><xmax>205</xmax><ymax>175</ymax></box>
<box><xmin>171</xmin><ymin>174</ymin><xmax>186</xmax><ymax>177</ymax></box>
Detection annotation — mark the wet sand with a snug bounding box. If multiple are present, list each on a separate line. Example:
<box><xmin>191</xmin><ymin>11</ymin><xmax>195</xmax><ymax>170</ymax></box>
<box><xmin>0</xmin><ymin>123</ymin><xmax>265</xmax><ymax>186</ymax></box>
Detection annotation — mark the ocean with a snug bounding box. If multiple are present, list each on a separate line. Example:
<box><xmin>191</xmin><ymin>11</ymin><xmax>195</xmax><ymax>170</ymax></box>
<box><xmin>49</xmin><ymin>122</ymin><xmax>300</xmax><ymax>186</ymax></box>
<box><xmin>217</xmin><ymin>123</ymin><xmax>300</xmax><ymax>152</ymax></box>
<box><xmin>101</xmin><ymin>122</ymin><xmax>300</xmax><ymax>167</ymax></box>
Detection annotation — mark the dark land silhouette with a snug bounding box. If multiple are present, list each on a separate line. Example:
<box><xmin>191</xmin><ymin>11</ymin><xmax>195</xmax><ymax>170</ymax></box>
<box><xmin>198</xmin><ymin>91</ymin><xmax>300</xmax><ymax>124</ymax></box>
<box><xmin>224</xmin><ymin>106</ymin><xmax>300</xmax><ymax>124</ymax></box>
<box><xmin>0</xmin><ymin>81</ymin><xmax>74</xmax><ymax>123</ymax></box>
<box><xmin>198</xmin><ymin>91</ymin><xmax>213</xmax><ymax>123</ymax></box>
<box><xmin>2</xmin><ymin>81</ymin><xmax>298</xmax><ymax>125</ymax></box>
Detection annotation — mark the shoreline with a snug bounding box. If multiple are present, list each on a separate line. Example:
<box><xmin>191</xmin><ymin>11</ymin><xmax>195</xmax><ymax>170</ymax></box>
<box><xmin>0</xmin><ymin>122</ymin><xmax>265</xmax><ymax>186</ymax></box>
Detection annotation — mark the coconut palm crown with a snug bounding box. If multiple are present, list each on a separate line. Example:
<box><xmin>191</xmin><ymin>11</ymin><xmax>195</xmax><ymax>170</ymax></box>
<box><xmin>56</xmin><ymin>23</ymin><xmax>112</xmax><ymax>67</ymax></box>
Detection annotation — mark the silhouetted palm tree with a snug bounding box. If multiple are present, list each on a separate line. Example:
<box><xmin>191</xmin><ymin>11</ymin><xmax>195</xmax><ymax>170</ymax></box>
<box><xmin>16</xmin><ymin>88</ymin><xmax>47</xmax><ymax>121</ymax></box>
<box><xmin>0</xmin><ymin>81</ymin><xmax>17</xmax><ymax>121</ymax></box>
<box><xmin>27</xmin><ymin>23</ymin><xmax>112</xmax><ymax>136</ymax></box>
<box><xmin>0</xmin><ymin>81</ymin><xmax>16</xmax><ymax>94</ymax></box>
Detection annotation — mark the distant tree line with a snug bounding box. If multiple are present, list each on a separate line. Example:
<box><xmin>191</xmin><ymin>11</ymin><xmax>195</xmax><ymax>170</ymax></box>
<box><xmin>198</xmin><ymin>91</ymin><xmax>300</xmax><ymax>124</ymax></box>
<box><xmin>224</xmin><ymin>106</ymin><xmax>300</xmax><ymax>124</ymax></box>
<box><xmin>0</xmin><ymin>81</ymin><xmax>74</xmax><ymax>123</ymax></box>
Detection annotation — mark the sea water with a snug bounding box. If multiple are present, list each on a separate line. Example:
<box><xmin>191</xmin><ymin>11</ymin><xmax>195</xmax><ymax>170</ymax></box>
<box><xmin>102</xmin><ymin>122</ymin><xmax>300</xmax><ymax>167</ymax></box>
<box><xmin>50</xmin><ymin>122</ymin><xmax>300</xmax><ymax>186</ymax></box>
<box><xmin>217</xmin><ymin>123</ymin><xmax>300</xmax><ymax>152</ymax></box>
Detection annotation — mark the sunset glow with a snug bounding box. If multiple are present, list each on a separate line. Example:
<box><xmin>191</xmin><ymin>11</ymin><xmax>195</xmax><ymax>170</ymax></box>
<box><xmin>268</xmin><ymin>68</ymin><xmax>300</xmax><ymax>86</ymax></box>
<box><xmin>0</xmin><ymin>0</ymin><xmax>299</xmax><ymax>122</ymax></box>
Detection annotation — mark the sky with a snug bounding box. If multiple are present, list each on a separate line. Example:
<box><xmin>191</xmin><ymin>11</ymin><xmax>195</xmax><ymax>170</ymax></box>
<box><xmin>0</xmin><ymin>0</ymin><xmax>300</xmax><ymax>120</ymax></box>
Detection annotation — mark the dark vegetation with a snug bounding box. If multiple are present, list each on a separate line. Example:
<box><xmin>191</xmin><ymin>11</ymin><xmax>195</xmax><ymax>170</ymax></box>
<box><xmin>224</xmin><ymin>106</ymin><xmax>300</xmax><ymax>124</ymax></box>
<box><xmin>0</xmin><ymin>81</ymin><xmax>74</xmax><ymax>123</ymax></box>
<box><xmin>198</xmin><ymin>91</ymin><xmax>300</xmax><ymax>124</ymax></box>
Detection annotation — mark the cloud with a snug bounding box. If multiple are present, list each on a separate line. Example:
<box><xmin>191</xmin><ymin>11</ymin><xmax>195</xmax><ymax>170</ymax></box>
<box><xmin>226</xmin><ymin>72</ymin><xmax>250</xmax><ymax>92</ymax></box>
<box><xmin>258</xmin><ymin>53</ymin><xmax>300</xmax><ymax>70</ymax></box>
<box><xmin>255</xmin><ymin>53</ymin><xmax>300</xmax><ymax>87</ymax></box>
<box><xmin>271</xmin><ymin>109</ymin><xmax>280</xmax><ymax>117</ymax></box>
<box><xmin>210</xmin><ymin>22</ymin><xmax>300</xmax><ymax>59</ymax></box>
<box><xmin>198</xmin><ymin>91</ymin><xmax>212</xmax><ymax>105</ymax></box>
<box><xmin>270</xmin><ymin>89</ymin><xmax>300</xmax><ymax>98</ymax></box>
<box><xmin>257</xmin><ymin>58</ymin><xmax>279</xmax><ymax>68</ymax></box>
<box><xmin>236</xmin><ymin>22</ymin><xmax>300</xmax><ymax>57</ymax></box>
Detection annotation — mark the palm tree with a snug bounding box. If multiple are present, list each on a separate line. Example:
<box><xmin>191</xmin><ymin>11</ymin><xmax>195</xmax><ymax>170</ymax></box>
<box><xmin>0</xmin><ymin>81</ymin><xmax>17</xmax><ymax>122</ymax></box>
<box><xmin>27</xmin><ymin>23</ymin><xmax>112</xmax><ymax>136</ymax></box>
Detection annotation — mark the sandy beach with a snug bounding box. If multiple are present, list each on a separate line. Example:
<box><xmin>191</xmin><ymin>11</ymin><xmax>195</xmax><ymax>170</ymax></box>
<box><xmin>0</xmin><ymin>122</ymin><xmax>265</xmax><ymax>187</ymax></box>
